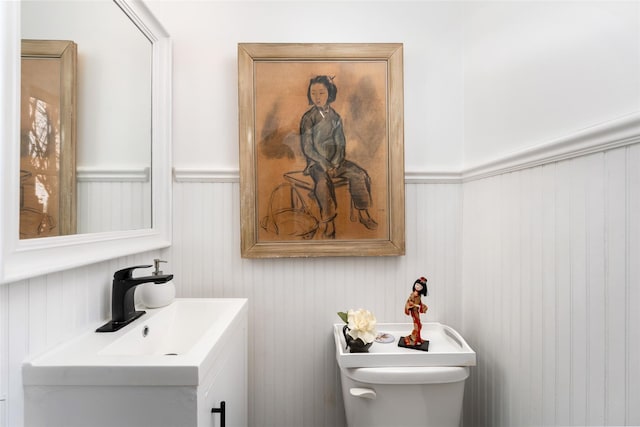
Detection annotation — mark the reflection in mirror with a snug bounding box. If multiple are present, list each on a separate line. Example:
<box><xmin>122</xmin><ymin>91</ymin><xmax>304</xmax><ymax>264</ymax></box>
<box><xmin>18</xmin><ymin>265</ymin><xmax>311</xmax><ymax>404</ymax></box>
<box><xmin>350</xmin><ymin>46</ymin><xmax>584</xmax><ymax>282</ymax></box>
<box><xmin>20</xmin><ymin>0</ymin><xmax>152</xmax><ymax>238</ymax></box>
<box><xmin>20</xmin><ymin>39</ymin><xmax>77</xmax><ymax>239</ymax></box>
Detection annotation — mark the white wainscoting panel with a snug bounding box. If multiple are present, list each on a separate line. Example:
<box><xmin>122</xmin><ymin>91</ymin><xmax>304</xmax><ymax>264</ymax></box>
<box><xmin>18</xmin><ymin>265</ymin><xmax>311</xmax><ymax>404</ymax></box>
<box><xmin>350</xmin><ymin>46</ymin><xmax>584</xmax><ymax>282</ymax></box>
<box><xmin>8</xmin><ymin>139</ymin><xmax>636</xmax><ymax>427</ymax></box>
<box><xmin>462</xmin><ymin>143</ymin><xmax>640</xmax><ymax>426</ymax></box>
<box><xmin>76</xmin><ymin>167</ymin><xmax>151</xmax><ymax>234</ymax></box>
<box><xmin>170</xmin><ymin>180</ymin><xmax>463</xmax><ymax>427</ymax></box>
<box><xmin>0</xmin><ymin>283</ymin><xmax>7</xmax><ymax>427</ymax></box>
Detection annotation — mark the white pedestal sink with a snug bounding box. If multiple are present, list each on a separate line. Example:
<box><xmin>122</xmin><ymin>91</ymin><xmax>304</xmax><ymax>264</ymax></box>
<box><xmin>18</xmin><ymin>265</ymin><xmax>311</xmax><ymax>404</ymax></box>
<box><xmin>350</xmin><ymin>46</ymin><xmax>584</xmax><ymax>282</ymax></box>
<box><xmin>23</xmin><ymin>298</ymin><xmax>248</xmax><ymax>427</ymax></box>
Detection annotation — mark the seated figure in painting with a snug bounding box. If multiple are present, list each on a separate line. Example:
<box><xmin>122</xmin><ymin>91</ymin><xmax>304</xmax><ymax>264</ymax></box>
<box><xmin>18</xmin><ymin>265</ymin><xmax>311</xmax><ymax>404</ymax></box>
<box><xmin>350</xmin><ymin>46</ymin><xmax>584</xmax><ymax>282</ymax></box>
<box><xmin>299</xmin><ymin>75</ymin><xmax>377</xmax><ymax>239</ymax></box>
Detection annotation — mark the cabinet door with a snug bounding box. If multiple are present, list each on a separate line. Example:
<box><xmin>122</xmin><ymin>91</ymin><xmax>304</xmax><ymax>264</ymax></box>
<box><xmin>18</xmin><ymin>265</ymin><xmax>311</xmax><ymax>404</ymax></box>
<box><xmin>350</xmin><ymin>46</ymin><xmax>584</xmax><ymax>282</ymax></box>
<box><xmin>199</xmin><ymin>327</ymin><xmax>247</xmax><ymax>427</ymax></box>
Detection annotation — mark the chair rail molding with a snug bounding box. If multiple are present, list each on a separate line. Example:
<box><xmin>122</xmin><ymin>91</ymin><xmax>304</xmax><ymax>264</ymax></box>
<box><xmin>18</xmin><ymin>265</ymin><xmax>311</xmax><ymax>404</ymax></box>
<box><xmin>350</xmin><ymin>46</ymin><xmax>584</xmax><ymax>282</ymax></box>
<box><xmin>172</xmin><ymin>168</ymin><xmax>465</xmax><ymax>184</ymax></box>
<box><xmin>462</xmin><ymin>112</ymin><xmax>640</xmax><ymax>182</ymax></box>
<box><xmin>173</xmin><ymin>112</ymin><xmax>640</xmax><ymax>185</ymax></box>
<box><xmin>173</xmin><ymin>168</ymin><xmax>239</xmax><ymax>183</ymax></box>
<box><xmin>76</xmin><ymin>166</ymin><xmax>150</xmax><ymax>182</ymax></box>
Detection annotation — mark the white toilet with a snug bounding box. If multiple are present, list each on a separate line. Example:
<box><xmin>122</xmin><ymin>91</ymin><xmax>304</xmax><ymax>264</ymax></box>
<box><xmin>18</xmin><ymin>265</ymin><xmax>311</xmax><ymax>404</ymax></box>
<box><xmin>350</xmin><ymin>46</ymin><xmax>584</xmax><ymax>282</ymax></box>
<box><xmin>334</xmin><ymin>322</ymin><xmax>476</xmax><ymax>427</ymax></box>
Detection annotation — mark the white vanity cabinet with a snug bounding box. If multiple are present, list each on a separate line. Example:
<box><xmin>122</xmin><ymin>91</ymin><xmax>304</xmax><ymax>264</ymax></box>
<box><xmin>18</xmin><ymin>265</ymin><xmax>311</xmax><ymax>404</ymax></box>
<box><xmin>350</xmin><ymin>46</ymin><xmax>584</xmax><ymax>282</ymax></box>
<box><xmin>23</xmin><ymin>298</ymin><xmax>248</xmax><ymax>427</ymax></box>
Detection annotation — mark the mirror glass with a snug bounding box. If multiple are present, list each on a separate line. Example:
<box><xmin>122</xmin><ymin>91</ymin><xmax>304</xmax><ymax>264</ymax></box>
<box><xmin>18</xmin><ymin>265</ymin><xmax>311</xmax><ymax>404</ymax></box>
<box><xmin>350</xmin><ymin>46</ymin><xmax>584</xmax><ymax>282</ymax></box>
<box><xmin>20</xmin><ymin>0</ymin><xmax>152</xmax><ymax>239</ymax></box>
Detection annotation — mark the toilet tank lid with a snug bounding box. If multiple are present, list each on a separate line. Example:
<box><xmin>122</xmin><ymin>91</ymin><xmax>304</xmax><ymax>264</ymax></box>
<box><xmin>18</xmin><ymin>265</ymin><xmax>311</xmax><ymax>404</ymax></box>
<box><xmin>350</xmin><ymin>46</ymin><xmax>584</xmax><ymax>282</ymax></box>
<box><xmin>343</xmin><ymin>366</ymin><xmax>469</xmax><ymax>385</ymax></box>
<box><xmin>334</xmin><ymin>322</ymin><xmax>476</xmax><ymax>369</ymax></box>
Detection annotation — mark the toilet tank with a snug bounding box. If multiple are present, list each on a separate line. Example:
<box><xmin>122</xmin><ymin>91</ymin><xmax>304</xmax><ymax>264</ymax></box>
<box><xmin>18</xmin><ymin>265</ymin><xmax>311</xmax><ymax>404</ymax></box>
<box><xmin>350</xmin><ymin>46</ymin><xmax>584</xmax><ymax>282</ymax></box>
<box><xmin>334</xmin><ymin>322</ymin><xmax>476</xmax><ymax>427</ymax></box>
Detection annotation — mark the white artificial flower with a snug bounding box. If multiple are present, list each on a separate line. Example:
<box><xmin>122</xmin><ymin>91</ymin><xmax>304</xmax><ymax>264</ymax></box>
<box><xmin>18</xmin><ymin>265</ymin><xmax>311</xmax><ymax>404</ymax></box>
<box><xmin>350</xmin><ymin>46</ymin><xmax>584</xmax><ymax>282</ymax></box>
<box><xmin>347</xmin><ymin>309</ymin><xmax>377</xmax><ymax>344</ymax></box>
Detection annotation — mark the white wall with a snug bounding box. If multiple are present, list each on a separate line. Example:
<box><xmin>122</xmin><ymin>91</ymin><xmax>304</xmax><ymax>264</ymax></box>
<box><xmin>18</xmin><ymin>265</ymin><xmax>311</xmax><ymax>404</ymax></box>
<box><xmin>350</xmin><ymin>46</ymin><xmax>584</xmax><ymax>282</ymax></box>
<box><xmin>463</xmin><ymin>1</ymin><xmax>640</xmax><ymax>168</ymax></box>
<box><xmin>4</xmin><ymin>2</ymin><xmax>467</xmax><ymax>426</ymax></box>
<box><xmin>147</xmin><ymin>4</ymin><xmax>468</xmax><ymax>423</ymax></box>
<box><xmin>153</xmin><ymin>1</ymin><xmax>640</xmax><ymax>426</ymax></box>
<box><xmin>461</xmin><ymin>2</ymin><xmax>640</xmax><ymax>425</ymax></box>
<box><xmin>3</xmin><ymin>1</ymin><xmax>640</xmax><ymax>427</ymax></box>
<box><xmin>145</xmin><ymin>0</ymin><xmax>466</xmax><ymax>173</ymax></box>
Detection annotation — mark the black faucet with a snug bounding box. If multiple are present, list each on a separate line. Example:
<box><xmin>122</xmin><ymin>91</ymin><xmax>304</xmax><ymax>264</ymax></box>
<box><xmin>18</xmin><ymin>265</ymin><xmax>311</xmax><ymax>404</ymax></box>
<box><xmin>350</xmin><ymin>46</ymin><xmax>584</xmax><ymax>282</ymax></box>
<box><xmin>96</xmin><ymin>265</ymin><xmax>174</xmax><ymax>333</ymax></box>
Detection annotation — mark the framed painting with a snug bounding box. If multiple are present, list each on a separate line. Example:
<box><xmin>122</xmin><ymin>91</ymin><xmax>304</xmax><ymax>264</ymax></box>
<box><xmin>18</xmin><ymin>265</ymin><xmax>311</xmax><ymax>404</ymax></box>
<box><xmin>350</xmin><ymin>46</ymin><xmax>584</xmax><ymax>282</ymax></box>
<box><xmin>20</xmin><ymin>39</ymin><xmax>77</xmax><ymax>239</ymax></box>
<box><xmin>238</xmin><ymin>43</ymin><xmax>405</xmax><ymax>258</ymax></box>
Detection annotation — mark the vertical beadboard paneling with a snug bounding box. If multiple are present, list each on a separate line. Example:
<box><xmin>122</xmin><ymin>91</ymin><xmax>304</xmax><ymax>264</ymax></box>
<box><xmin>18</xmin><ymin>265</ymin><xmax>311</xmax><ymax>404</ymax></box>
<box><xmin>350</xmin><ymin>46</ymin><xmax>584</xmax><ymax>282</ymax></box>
<box><xmin>7</xmin><ymin>281</ymin><xmax>29</xmax><ymax>427</ymax></box>
<box><xmin>170</xmin><ymin>180</ymin><xmax>462</xmax><ymax>427</ymax></box>
<box><xmin>26</xmin><ymin>277</ymin><xmax>47</xmax><ymax>353</ymax></box>
<box><xmin>77</xmin><ymin>180</ymin><xmax>150</xmax><ymax>234</ymax></box>
<box><xmin>9</xmin><ymin>139</ymin><xmax>638</xmax><ymax>427</ymax></box>
<box><xmin>0</xmin><ymin>283</ymin><xmax>7</xmax><ymax>427</ymax></box>
<box><xmin>604</xmin><ymin>148</ymin><xmax>628</xmax><ymax>426</ymax></box>
<box><xmin>518</xmin><ymin>167</ymin><xmax>532</xmax><ymax>425</ymax></box>
<box><xmin>460</xmin><ymin>177</ymin><xmax>483</xmax><ymax>426</ymax></box>
<box><xmin>586</xmin><ymin>152</ymin><xmax>607</xmax><ymax>425</ymax></box>
<box><xmin>540</xmin><ymin>163</ymin><xmax>557</xmax><ymax>426</ymax></box>
<box><xmin>528</xmin><ymin>165</ymin><xmax>544</xmax><ymax>427</ymax></box>
<box><xmin>462</xmin><ymin>144</ymin><xmax>640</xmax><ymax>427</ymax></box>
<box><xmin>569</xmin><ymin>155</ymin><xmax>588</xmax><ymax>426</ymax></box>
<box><xmin>628</xmin><ymin>144</ymin><xmax>640</xmax><ymax>424</ymax></box>
<box><xmin>555</xmin><ymin>160</ymin><xmax>572</xmax><ymax>426</ymax></box>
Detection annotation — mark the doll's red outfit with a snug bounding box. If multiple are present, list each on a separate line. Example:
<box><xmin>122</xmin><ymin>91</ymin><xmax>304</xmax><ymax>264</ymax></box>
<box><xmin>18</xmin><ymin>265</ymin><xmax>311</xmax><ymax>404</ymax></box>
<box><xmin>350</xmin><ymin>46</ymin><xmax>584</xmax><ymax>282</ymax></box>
<box><xmin>404</xmin><ymin>292</ymin><xmax>428</xmax><ymax>346</ymax></box>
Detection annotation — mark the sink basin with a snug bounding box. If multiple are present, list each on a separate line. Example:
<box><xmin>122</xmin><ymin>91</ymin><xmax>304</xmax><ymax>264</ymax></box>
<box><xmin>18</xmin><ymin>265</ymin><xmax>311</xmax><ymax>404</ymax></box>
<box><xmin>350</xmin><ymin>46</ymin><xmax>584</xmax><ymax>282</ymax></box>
<box><xmin>99</xmin><ymin>298</ymin><xmax>232</xmax><ymax>357</ymax></box>
<box><xmin>23</xmin><ymin>298</ymin><xmax>248</xmax><ymax>386</ymax></box>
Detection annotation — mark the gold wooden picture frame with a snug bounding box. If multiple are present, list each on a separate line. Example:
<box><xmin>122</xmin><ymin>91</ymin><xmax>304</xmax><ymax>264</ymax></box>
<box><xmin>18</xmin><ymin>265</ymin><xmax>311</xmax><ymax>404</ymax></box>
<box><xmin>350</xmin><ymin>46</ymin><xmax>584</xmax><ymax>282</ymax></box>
<box><xmin>238</xmin><ymin>43</ymin><xmax>405</xmax><ymax>258</ymax></box>
<box><xmin>20</xmin><ymin>39</ymin><xmax>77</xmax><ymax>239</ymax></box>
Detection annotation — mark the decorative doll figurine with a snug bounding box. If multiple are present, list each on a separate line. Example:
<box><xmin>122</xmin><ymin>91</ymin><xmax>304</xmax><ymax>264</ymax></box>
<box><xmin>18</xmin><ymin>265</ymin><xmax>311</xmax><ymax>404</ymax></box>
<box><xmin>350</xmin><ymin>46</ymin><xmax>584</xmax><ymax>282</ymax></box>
<box><xmin>399</xmin><ymin>277</ymin><xmax>429</xmax><ymax>351</ymax></box>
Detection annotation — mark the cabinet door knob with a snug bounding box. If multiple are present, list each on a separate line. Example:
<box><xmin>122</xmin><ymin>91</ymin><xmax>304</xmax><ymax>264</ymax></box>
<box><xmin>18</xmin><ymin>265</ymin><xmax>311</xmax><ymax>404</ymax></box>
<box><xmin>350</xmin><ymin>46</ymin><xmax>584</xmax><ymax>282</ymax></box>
<box><xmin>211</xmin><ymin>401</ymin><xmax>226</xmax><ymax>427</ymax></box>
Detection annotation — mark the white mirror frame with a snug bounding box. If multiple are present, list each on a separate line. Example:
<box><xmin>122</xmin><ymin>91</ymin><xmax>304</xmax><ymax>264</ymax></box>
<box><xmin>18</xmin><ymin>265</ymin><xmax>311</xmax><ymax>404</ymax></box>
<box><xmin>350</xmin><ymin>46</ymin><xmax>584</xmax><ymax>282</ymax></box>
<box><xmin>0</xmin><ymin>0</ymin><xmax>172</xmax><ymax>284</ymax></box>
